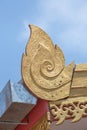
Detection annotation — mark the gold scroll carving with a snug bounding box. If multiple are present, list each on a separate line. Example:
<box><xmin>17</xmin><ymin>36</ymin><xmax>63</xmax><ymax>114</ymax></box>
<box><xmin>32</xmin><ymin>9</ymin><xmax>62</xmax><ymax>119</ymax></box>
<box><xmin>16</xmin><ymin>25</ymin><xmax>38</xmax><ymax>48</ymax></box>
<box><xmin>30</xmin><ymin>113</ymin><xmax>50</xmax><ymax>130</ymax></box>
<box><xmin>22</xmin><ymin>25</ymin><xmax>74</xmax><ymax>101</ymax></box>
<box><xmin>50</xmin><ymin>97</ymin><xmax>87</xmax><ymax>125</ymax></box>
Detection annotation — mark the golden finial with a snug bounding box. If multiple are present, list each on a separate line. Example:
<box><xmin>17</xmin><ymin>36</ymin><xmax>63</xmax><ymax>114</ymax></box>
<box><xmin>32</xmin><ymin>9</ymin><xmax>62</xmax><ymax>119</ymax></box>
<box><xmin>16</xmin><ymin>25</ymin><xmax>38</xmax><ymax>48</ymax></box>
<box><xmin>22</xmin><ymin>25</ymin><xmax>74</xmax><ymax>101</ymax></box>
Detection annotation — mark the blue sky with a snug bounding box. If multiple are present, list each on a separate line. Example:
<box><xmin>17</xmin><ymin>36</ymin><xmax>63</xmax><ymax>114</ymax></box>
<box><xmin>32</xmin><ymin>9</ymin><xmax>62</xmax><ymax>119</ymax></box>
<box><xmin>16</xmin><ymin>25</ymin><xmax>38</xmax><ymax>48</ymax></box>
<box><xmin>0</xmin><ymin>0</ymin><xmax>87</xmax><ymax>90</ymax></box>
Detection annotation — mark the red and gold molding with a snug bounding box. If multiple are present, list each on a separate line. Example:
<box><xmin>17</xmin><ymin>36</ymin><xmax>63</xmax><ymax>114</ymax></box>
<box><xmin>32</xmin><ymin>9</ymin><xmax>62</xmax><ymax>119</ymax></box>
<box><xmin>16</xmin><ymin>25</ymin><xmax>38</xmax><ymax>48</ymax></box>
<box><xmin>15</xmin><ymin>99</ymin><xmax>49</xmax><ymax>130</ymax></box>
<box><xmin>30</xmin><ymin>113</ymin><xmax>50</xmax><ymax>130</ymax></box>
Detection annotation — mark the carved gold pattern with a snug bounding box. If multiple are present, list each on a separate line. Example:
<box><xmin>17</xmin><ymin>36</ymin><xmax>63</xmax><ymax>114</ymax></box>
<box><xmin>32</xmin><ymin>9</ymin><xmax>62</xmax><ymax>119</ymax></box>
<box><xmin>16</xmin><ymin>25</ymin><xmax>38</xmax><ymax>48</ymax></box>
<box><xmin>30</xmin><ymin>113</ymin><xmax>50</xmax><ymax>130</ymax></box>
<box><xmin>21</xmin><ymin>24</ymin><xmax>87</xmax><ymax>128</ymax></box>
<box><xmin>22</xmin><ymin>25</ymin><xmax>74</xmax><ymax>101</ymax></box>
<box><xmin>50</xmin><ymin>97</ymin><xmax>87</xmax><ymax>125</ymax></box>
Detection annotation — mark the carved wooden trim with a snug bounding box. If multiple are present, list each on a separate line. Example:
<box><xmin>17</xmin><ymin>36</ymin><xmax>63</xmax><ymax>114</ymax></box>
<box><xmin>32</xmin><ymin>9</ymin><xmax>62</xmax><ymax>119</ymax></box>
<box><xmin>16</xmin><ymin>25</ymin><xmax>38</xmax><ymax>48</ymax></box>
<box><xmin>50</xmin><ymin>97</ymin><xmax>87</xmax><ymax>125</ymax></box>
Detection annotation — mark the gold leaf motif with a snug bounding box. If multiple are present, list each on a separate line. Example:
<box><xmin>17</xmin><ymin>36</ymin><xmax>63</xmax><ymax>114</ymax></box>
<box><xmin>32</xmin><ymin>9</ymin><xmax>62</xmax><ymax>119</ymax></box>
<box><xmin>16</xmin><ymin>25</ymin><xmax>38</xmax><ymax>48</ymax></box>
<box><xmin>50</xmin><ymin>97</ymin><xmax>87</xmax><ymax>125</ymax></box>
<box><xmin>22</xmin><ymin>25</ymin><xmax>74</xmax><ymax>101</ymax></box>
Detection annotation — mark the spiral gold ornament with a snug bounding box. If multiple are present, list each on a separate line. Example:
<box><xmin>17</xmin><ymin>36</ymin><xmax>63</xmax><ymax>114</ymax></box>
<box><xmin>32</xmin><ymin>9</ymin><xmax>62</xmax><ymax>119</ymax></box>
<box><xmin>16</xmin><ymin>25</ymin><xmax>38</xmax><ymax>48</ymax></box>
<box><xmin>22</xmin><ymin>25</ymin><xmax>75</xmax><ymax>101</ymax></box>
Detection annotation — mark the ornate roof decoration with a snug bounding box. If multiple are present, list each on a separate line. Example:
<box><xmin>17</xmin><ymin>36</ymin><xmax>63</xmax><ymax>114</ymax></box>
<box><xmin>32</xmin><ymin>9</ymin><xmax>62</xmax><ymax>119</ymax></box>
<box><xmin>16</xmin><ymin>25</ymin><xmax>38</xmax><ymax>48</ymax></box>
<box><xmin>22</xmin><ymin>25</ymin><xmax>75</xmax><ymax>101</ymax></box>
